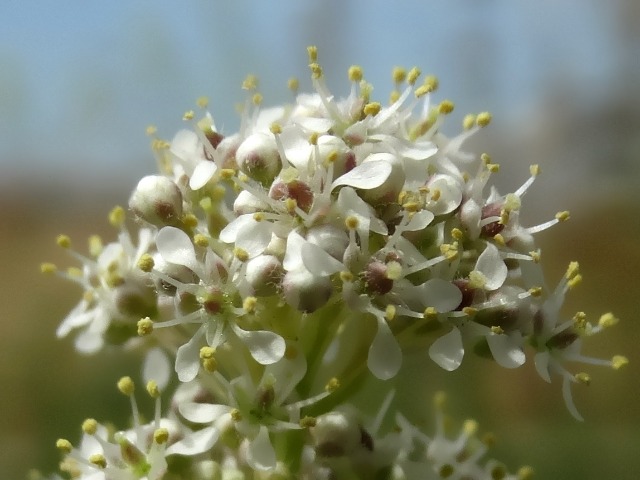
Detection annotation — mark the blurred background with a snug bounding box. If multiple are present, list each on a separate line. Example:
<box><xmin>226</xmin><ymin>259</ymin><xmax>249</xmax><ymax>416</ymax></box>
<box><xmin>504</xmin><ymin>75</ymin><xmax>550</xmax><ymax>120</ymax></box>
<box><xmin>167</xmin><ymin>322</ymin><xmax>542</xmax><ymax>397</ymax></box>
<box><xmin>1</xmin><ymin>1</ymin><xmax>638</xmax><ymax>478</ymax></box>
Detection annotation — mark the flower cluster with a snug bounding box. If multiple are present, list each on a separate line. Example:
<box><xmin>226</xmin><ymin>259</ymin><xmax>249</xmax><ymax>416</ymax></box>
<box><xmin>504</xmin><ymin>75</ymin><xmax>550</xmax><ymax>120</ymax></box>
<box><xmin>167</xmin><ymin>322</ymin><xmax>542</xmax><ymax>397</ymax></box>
<box><xmin>41</xmin><ymin>47</ymin><xmax>626</xmax><ymax>478</ymax></box>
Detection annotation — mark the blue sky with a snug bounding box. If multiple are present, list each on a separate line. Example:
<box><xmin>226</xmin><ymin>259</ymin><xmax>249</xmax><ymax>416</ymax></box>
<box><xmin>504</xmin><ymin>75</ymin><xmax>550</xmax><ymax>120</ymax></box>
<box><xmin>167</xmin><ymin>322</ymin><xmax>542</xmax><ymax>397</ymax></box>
<box><xmin>0</xmin><ymin>1</ymin><xmax>623</xmax><ymax>184</ymax></box>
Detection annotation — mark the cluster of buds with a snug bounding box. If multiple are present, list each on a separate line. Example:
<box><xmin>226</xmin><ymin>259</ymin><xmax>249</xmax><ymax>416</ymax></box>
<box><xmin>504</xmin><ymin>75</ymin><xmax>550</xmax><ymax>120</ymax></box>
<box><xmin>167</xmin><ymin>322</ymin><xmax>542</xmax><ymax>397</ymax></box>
<box><xmin>41</xmin><ymin>47</ymin><xmax>626</xmax><ymax>479</ymax></box>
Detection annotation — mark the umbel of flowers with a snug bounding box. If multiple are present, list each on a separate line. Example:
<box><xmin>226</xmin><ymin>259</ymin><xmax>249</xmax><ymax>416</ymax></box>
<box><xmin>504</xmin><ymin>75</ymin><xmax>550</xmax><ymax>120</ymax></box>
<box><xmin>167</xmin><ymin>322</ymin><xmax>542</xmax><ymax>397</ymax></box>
<box><xmin>41</xmin><ymin>47</ymin><xmax>627</xmax><ymax>479</ymax></box>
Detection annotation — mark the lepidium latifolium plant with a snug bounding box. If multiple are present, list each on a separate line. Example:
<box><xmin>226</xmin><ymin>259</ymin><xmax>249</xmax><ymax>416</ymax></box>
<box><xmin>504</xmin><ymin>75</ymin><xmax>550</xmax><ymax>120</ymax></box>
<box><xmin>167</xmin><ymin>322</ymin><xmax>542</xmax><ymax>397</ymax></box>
<box><xmin>39</xmin><ymin>47</ymin><xmax>627</xmax><ymax>480</ymax></box>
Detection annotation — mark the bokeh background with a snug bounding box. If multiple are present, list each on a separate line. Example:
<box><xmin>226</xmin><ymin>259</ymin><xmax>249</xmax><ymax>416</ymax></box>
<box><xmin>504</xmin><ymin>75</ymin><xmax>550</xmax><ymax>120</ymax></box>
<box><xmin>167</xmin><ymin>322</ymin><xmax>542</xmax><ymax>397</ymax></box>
<box><xmin>2</xmin><ymin>1</ymin><xmax>639</xmax><ymax>478</ymax></box>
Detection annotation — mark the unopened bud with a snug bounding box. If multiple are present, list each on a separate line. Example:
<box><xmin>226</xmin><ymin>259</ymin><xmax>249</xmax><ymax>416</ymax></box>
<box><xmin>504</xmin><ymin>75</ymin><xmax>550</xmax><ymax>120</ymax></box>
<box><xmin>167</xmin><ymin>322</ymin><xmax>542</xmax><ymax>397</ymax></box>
<box><xmin>245</xmin><ymin>255</ymin><xmax>283</xmax><ymax>296</ymax></box>
<box><xmin>129</xmin><ymin>175</ymin><xmax>183</xmax><ymax>227</ymax></box>
<box><xmin>235</xmin><ymin>133</ymin><xmax>282</xmax><ymax>186</ymax></box>
<box><xmin>282</xmin><ymin>269</ymin><xmax>333</xmax><ymax>313</ymax></box>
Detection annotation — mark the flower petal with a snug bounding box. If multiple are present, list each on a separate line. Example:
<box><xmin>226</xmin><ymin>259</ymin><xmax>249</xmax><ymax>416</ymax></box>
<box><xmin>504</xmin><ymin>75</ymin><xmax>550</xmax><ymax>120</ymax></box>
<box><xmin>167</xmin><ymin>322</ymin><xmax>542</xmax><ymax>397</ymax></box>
<box><xmin>246</xmin><ymin>426</ymin><xmax>277</xmax><ymax>471</ymax></box>
<box><xmin>165</xmin><ymin>426</ymin><xmax>220</xmax><ymax>456</ymax></box>
<box><xmin>367</xmin><ymin>316</ymin><xmax>402</xmax><ymax>380</ymax></box>
<box><xmin>475</xmin><ymin>243</ymin><xmax>507</xmax><ymax>291</ymax></box>
<box><xmin>331</xmin><ymin>160</ymin><xmax>392</xmax><ymax>190</ymax></box>
<box><xmin>301</xmin><ymin>241</ymin><xmax>343</xmax><ymax>276</ymax></box>
<box><xmin>429</xmin><ymin>327</ymin><xmax>464</xmax><ymax>371</ymax></box>
<box><xmin>232</xmin><ymin>324</ymin><xmax>286</xmax><ymax>365</ymax></box>
<box><xmin>143</xmin><ymin>347</ymin><xmax>171</xmax><ymax>391</ymax></box>
<box><xmin>157</xmin><ymin>226</ymin><xmax>199</xmax><ymax>272</ymax></box>
<box><xmin>179</xmin><ymin>402</ymin><xmax>232</xmax><ymax>423</ymax></box>
<box><xmin>189</xmin><ymin>160</ymin><xmax>217</xmax><ymax>190</ymax></box>
<box><xmin>486</xmin><ymin>334</ymin><xmax>525</xmax><ymax>369</ymax></box>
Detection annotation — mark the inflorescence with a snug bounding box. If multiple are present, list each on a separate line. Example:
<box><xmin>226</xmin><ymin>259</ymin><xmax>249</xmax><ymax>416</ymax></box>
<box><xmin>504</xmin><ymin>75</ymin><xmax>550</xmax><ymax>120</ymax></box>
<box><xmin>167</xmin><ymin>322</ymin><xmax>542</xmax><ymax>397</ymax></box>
<box><xmin>41</xmin><ymin>47</ymin><xmax>626</xmax><ymax>479</ymax></box>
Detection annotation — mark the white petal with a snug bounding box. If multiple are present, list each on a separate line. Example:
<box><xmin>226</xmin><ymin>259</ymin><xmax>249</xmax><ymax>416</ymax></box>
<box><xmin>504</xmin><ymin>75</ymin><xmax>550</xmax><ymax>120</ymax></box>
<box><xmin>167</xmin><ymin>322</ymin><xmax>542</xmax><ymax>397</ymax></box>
<box><xmin>331</xmin><ymin>160</ymin><xmax>392</xmax><ymax>190</ymax></box>
<box><xmin>246</xmin><ymin>426</ymin><xmax>277</xmax><ymax>471</ymax></box>
<box><xmin>534</xmin><ymin>352</ymin><xmax>552</xmax><ymax>383</ymax></box>
<box><xmin>301</xmin><ymin>242</ymin><xmax>343</xmax><ymax>276</ymax></box>
<box><xmin>367</xmin><ymin>316</ymin><xmax>402</xmax><ymax>380</ymax></box>
<box><xmin>189</xmin><ymin>160</ymin><xmax>217</xmax><ymax>190</ymax></box>
<box><xmin>562</xmin><ymin>375</ymin><xmax>584</xmax><ymax>421</ymax></box>
<box><xmin>429</xmin><ymin>328</ymin><xmax>464</xmax><ymax>371</ymax></box>
<box><xmin>420</xmin><ymin>279</ymin><xmax>463</xmax><ymax>312</ymax></box>
<box><xmin>219</xmin><ymin>214</ymin><xmax>255</xmax><ymax>244</ymax></box>
<box><xmin>143</xmin><ymin>347</ymin><xmax>171</xmax><ymax>391</ymax></box>
<box><xmin>232</xmin><ymin>325</ymin><xmax>286</xmax><ymax>365</ymax></box>
<box><xmin>179</xmin><ymin>402</ymin><xmax>232</xmax><ymax>423</ymax></box>
<box><xmin>175</xmin><ymin>331</ymin><xmax>203</xmax><ymax>382</ymax></box>
<box><xmin>235</xmin><ymin>220</ymin><xmax>272</xmax><ymax>258</ymax></box>
<box><xmin>486</xmin><ymin>334</ymin><xmax>526</xmax><ymax>369</ymax></box>
<box><xmin>404</xmin><ymin>210</ymin><xmax>434</xmax><ymax>231</ymax></box>
<box><xmin>295</xmin><ymin>116</ymin><xmax>333</xmax><ymax>133</ymax></box>
<box><xmin>476</xmin><ymin>243</ymin><xmax>507</xmax><ymax>291</ymax></box>
<box><xmin>283</xmin><ymin>230</ymin><xmax>305</xmax><ymax>271</ymax></box>
<box><xmin>165</xmin><ymin>426</ymin><xmax>220</xmax><ymax>456</ymax></box>
<box><xmin>157</xmin><ymin>227</ymin><xmax>199</xmax><ymax>272</ymax></box>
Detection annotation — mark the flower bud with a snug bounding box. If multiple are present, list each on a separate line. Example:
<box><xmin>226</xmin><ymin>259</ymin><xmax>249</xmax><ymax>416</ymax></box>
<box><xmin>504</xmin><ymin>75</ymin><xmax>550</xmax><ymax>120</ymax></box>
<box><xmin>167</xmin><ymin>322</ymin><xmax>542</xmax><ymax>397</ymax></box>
<box><xmin>363</xmin><ymin>260</ymin><xmax>394</xmax><ymax>295</ymax></box>
<box><xmin>233</xmin><ymin>190</ymin><xmax>270</xmax><ymax>215</ymax></box>
<box><xmin>235</xmin><ymin>133</ymin><xmax>282</xmax><ymax>185</ymax></box>
<box><xmin>317</xmin><ymin>135</ymin><xmax>356</xmax><ymax>179</ymax></box>
<box><xmin>269</xmin><ymin>178</ymin><xmax>314</xmax><ymax>212</ymax></box>
<box><xmin>312</xmin><ymin>410</ymin><xmax>361</xmax><ymax>457</ymax></box>
<box><xmin>245</xmin><ymin>255</ymin><xmax>283</xmax><ymax>296</ymax></box>
<box><xmin>282</xmin><ymin>269</ymin><xmax>333</xmax><ymax>313</ymax></box>
<box><xmin>129</xmin><ymin>175</ymin><xmax>183</xmax><ymax>227</ymax></box>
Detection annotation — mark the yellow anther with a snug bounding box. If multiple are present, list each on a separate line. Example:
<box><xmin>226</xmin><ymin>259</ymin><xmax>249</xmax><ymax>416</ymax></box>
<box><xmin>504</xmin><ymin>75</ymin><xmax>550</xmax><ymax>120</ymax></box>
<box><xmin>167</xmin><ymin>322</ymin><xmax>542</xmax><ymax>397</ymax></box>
<box><xmin>493</xmin><ymin>233</ymin><xmax>506</xmax><ymax>246</ymax></box>
<box><xmin>572</xmin><ymin>311</ymin><xmax>587</xmax><ymax>330</ymax></box>
<box><xmin>89</xmin><ymin>454</ymin><xmax>107</xmax><ymax>469</ymax></box>
<box><xmin>463</xmin><ymin>419</ymin><xmax>479</xmax><ymax>435</ymax></box>
<box><xmin>438</xmin><ymin>100</ymin><xmax>454</xmax><ymax>114</ymax></box>
<box><xmin>307</xmin><ymin>45</ymin><xmax>318</xmax><ymax>63</ymax></box>
<box><xmin>359</xmin><ymin>81</ymin><xmax>373</xmax><ymax>101</ymax></box>
<box><xmin>137</xmin><ymin>317</ymin><xmax>154</xmax><ymax>336</ymax></box>
<box><xmin>233</xmin><ymin>247</ymin><xmax>249</xmax><ymax>262</ymax></box>
<box><xmin>108</xmin><ymin>206</ymin><xmax>125</xmax><ymax>227</ymax></box>
<box><xmin>490</xmin><ymin>326</ymin><xmax>504</xmax><ymax>335</ymax></box>
<box><xmin>230</xmin><ymin>408</ymin><xmax>242</xmax><ymax>422</ymax></box>
<box><xmin>565</xmin><ymin>261</ymin><xmax>580</xmax><ymax>280</ymax></box>
<box><xmin>598</xmin><ymin>312</ymin><xmax>619</xmax><ymax>328</ymax></box>
<box><xmin>363</xmin><ymin>102</ymin><xmax>381</xmax><ymax>116</ymax></box>
<box><xmin>402</xmin><ymin>201</ymin><xmax>420</xmax><ymax>212</ymax></box>
<box><xmin>504</xmin><ymin>193</ymin><xmax>521</xmax><ymax>212</ymax></box>
<box><xmin>220</xmin><ymin>168</ymin><xmax>236</xmax><ymax>180</ymax></box>
<box><xmin>196</xmin><ymin>96</ymin><xmax>209</xmax><ymax>108</ymax></box>
<box><xmin>252</xmin><ymin>93</ymin><xmax>263</xmax><ymax>106</ymax></box>
<box><xmin>440</xmin><ymin>242</ymin><xmax>459</xmax><ymax>261</ymax></box>
<box><xmin>117</xmin><ymin>376</ymin><xmax>135</xmax><ymax>396</ymax></box>
<box><xmin>88</xmin><ymin>235</ymin><xmax>103</xmax><ymax>257</ymax></box>
<box><xmin>193</xmin><ymin>234</ymin><xmax>209</xmax><ymax>247</ymax></box>
<box><xmin>392</xmin><ymin>67</ymin><xmax>407</xmax><ymax>84</ymax></box>
<box><xmin>451</xmin><ymin>228</ymin><xmax>464</xmax><ymax>241</ymax></box>
<box><xmin>200</xmin><ymin>346</ymin><xmax>215</xmax><ymax>360</ymax></box>
<box><xmin>517</xmin><ymin>466</ymin><xmax>535</xmax><ymax>480</ymax></box>
<box><xmin>284</xmin><ymin>198</ymin><xmax>298</xmax><ymax>214</ymax></box>
<box><xmin>146</xmin><ymin>380</ymin><xmax>160</xmax><ymax>398</ymax></box>
<box><xmin>481</xmin><ymin>153</ymin><xmax>491</xmax><ymax>164</ymax></box>
<box><xmin>463</xmin><ymin>114</ymin><xmax>476</xmax><ymax>130</ymax></box>
<box><xmin>154</xmin><ymin>428</ymin><xmax>169</xmax><ymax>445</ymax></box>
<box><xmin>424</xmin><ymin>307</ymin><xmax>438</xmax><ymax>319</ymax></box>
<box><xmin>325</xmin><ymin>377</ymin><xmax>340</xmax><ymax>392</ymax></box>
<box><xmin>389</xmin><ymin>90</ymin><xmax>401</xmax><ymax>104</ymax></box>
<box><xmin>499</xmin><ymin>210</ymin><xmax>510</xmax><ymax>225</ymax></box>
<box><xmin>287</xmin><ymin>77</ymin><xmax>299</xmax><ymax>92</ymax></box>
<box><xmin>348</xmin><ymin>65</ymin><xmax>363</xmax><ymax>82</ymax></box>
<box><xmin>308</xmin><ymin>132</ymin><xmax>319</xmax><ymax>145</ymax></box>
<box><xmin>270</xmin><ymin>122</ymin><xmax>282</xmax><ymax>135</ymax></box>
<box><xmin>530</xmin><ymin>164</ymin><xmax>540</xmax><ymax>176</ymax></box>
<box><xmin>326</xmin><ymin>150</ymin><xmax>339</xmax><ymax>164</ymax></box>
<box><xmin>529</xmin><ymin>250</ymin><xmax>541</xmax><ymax>263</ymax></box>
<box><xmin>407</xmin><ymin>67</ymin><xmax>421</xmax><ymax>85</ymax></box>
<box><xmin>183</xmin><ymin>110</ymin><xmax>195</xmax><ymax>121</ymax></box>
<box><xmin>82</xmin><ymin>418</ymin><xmax>98</xmax><ymax>435</ymax></box>
<box><xmin>431</xmin><ymin>189</ymin><xmax>441</xmax><ymax>202</ymax></box>
<box><xmin>146</xmin><ymin>125</ymin><xmax>157</xmax><ymax>136</ymax></box>
<box><xmin>487</xmin><ymin>163</ymin><xmax>500</xmax><ymax>173</ymax></box>
<box><xmin>462</xmin><ymin>307</ymin><xmax>478</xmax><ymax>316</ymax></box>
<box><xmin>340</xmin><ymin>271</ymin><xmax>354</xmax><ymax>283</ymax></box>
<box><xmin>567</xmin><ymin>274</ymin><xmax>582</xmax><ymax>289</ymax></box>
<box><xmin>555</xmin><ymin>210</ymin><xmax>570</xmax><ymax>222</ymax></box>
<box><xmin>300</xmin><ymin>416</ymin><xmax>317</xmax><ymax>428</ymax></box>
<box><xmin>242</xmin><ymin>74</ymin><xmax>258</xmax><ymax>91</ymax></box>
<box><xmin>137</xmin><ymin>253</ymin><xmax>154</xmax><ymax>272</ymax></box>
<box><xmin>423</xmin><ymin>75</ymin><xmax>439</xmax><ymax>92</ymax></box>
<box><xmin>309</xmin><ymin>62</ymin><xmax>323</xmax><ymax>79</ymax></box>
<box><xmin>528</xmin><ymin>286</ymin><xmax>543</xmax><ymax>297</ymax></box>
<box><xmin>476</xmin><ymin>111</ymin><xmax>492</xmax><ymax>127</ymax></box>
<box><xmin>468</xmin><ymin>270</ymin><xmax>487</xmax><ymax>289</ymax></box>
<box><xmin>611</xmin><ymin>355</ymin><xmax>628</xmax><ymax>370</ymax></box>
<box><xmin>56</xmin><ymin>438</ymin><xmax>73</xmax><ymax>453</ymax></box>
<box><xmin>414</xmin><ymin>85</ymin><xmax>431</xmax><ymax>98</ymax></box>
<box><xmin>385</xmin><ymin>305</ymin><xmax>397</xmax><ymax>321</ymax></box>
<box><xmin>243</xmin><ymin>296</ymin><xmax>258</xmax><ymax>313</ymax></box>
<box><xmin>182</xmin><ymin>213</ymin><xmax>198</xmax><ymax>229</ymax></box>
<box><xmin>40</xmin><ymin>262</ymin><xmax>57</xmax><ymax>274</ymax></box>
<box><xmin>345</xmin><ymin>215</ymin><xmax>359</xmax><ymax>230</ymax></box>
<box><xmin>575</xmin><ymin>372</ymin><xmax>591</xmax><ymax>385</ymax></box>
<box><xmin>56</xmin><ymin>234</ymin><xmax>71</xmax><ymax>249</ymax></box>
<box><xmin>386</xmin><ymin>261</ymin><xmax>402</xmax><ymax>280</ymax></box>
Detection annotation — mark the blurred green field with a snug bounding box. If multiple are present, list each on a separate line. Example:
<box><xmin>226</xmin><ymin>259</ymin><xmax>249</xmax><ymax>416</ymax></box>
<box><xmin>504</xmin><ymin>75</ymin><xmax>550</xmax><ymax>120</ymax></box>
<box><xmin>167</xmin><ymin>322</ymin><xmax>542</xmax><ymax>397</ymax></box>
<box><xmin>1</xmin><ymin>185</ymin><xmax>637</xmax><ymax>479</ymax></box>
